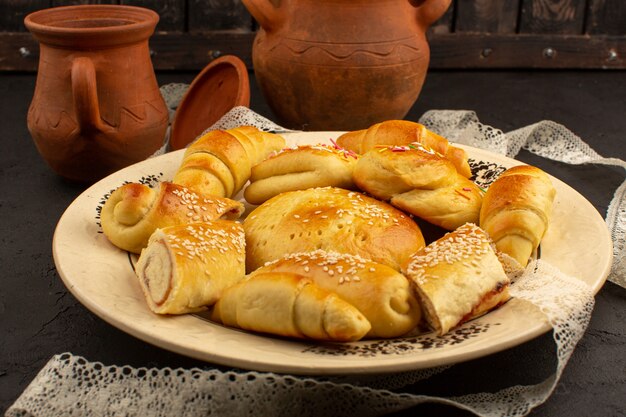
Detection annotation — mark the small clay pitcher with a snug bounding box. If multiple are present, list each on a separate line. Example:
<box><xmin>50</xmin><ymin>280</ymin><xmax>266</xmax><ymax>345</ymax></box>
<box><xmin>242</xmin><ymin>0</ymin><xmax>451</xmax><ymax>131</ymax></box>
<box><xmin>25</xmin><ymin>5</ymin><xmax>169</xmax><ymax>182</ymax></box>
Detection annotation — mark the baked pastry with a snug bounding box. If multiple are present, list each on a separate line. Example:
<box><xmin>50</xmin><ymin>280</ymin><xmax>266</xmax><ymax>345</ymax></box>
<box><xmin>244</xmin><ymin>143</ymin><xmax>359</xmax><ymax>205</ymax></box>
<box><xmin>336</xmin><ymin>120</ymin><xmax>471</xmax><ymax>178</ymax></box>
<box><xmin>479</xmin><ymin>165</ymin><xmax>556</xmax><ymax>267</ymax></box>
<box><xmin>211</xmin><ymin>272</ymin><xmax>371</xmax><ymax>342</ymax></box>
<box><xmin>251</xmin><ymin>250</ymin><xmax>421</xmax><ymax>338</ymax></box>
<box><xmin>243</xmin><ymin>187</ymin><xmax>426</xmax><ymax>272</ymax></box>
<box><xmin>353</xmin><ymin>144</ymin><xmax>483</xmax><ymax>230</ymax></box>
<box><xmin>403</xmin><ymin>223</ymin><xmax>511</xmax><ymax>335</ymax></box>
<box><xmin>173</xmin><ymin>126</ymin><xmax>285</xmax><ymax>198</ymax></box>
<box><xmin>100</xmin><ymin>181</ymin><xmax>244</xmax><ymax>253</ymax></box>
<box><xmin>135</xmin><ymin>221</ymin><xmax>246</xmax><ymax>315</ymax></box>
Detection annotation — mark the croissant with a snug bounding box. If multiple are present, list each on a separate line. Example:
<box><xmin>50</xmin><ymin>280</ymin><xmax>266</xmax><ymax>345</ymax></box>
<box><xmin>243</xmin><ymin>187</ymin><xmax>426</xmax><ymax>272</ymax></box>
<box><xmin>173</xmin><ymin>126</ymin><xmax>285</xmax><ymax>198</ymax></box>
<box><xmin>479</xmin><ymin>165</ymin><xmax>556</xmax><ymax>267</ymax></box>
<box><xmin>135</xmin><ymin>221</ymin><xmax>246</xmax><ymax>314</ymax></box>
<box><xmin>244</xmin><ymin>143</ymin><xmax>359</xmax><ymax>205</ymax></box>
<box><xmin>211</xmin><ymin>272</ymin><xmax>372</xmax><ymax>342</ymax></box>
<box><xmin>353</xmin><ymin>144</ymin><xmax>483</xmax><ymax>231</ymax></box>
<box><xmin>100</xmin><ymin>181</ymin><xmax>244</xmax><ymax>253</ymax></box>
<box><xmin>336</xmin><ymin>120</ymin><xmax>472</xmax><ymax>178</ymax></box>
<box><xmin>252</xmin><ymin>250</ymin><xmax>421</xmax><ymax>338</ymax></box>
<box><xmin>403</xmin><ymin>223</ymin><xmax>511</xmax><ymax>335</ymax></box>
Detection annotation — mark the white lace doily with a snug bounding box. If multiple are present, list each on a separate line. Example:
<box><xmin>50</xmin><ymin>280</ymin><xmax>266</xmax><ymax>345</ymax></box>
<box><xmin>7</xmin><ymin>103</ymin><xmax>624</xmax><ymax>417</ymax></box>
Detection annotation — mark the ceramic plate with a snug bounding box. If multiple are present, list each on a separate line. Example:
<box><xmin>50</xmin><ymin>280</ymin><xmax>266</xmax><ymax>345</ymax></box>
<box><xmin>52</xmin><ymin>132</ymin><xmax>612</xmax><ymax>375</ymax></box>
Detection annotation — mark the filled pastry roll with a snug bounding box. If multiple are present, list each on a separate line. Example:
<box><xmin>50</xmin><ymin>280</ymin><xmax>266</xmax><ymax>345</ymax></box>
<box><xmin>353</xmin><ymin>144</ymin><xmax>483</xmax><ymax>231</ymax></box>
<box><xmin>403</xmin><ymin>223</ymin><xmax>511</xmax><ymax>335</ymax></box>
<box><xmin>211</xmin><ymin>272</ymin><xmax>371</xmax><ymax>342</ymax></box>
<box><xmin>135</xmin><ymin>220</ymin><xmax>246</xmax><ymax>315</ymax></box>
<box><xmin>251</xmin><ymin>250</ymin><xmax>421</xmax><ymax>338</ymax></box>
<box><xmin>244</xmin><ymin>143</ymin><xmax>359</xmax><ymax>205</ymax></box>
<box><xmin>100</xmin><ymin>181</ymin><xmax>244</xmax><ymax>253</ymax></box>
<box><xmin>336</xmin><ymin>120</ymin><xmax>472</xmax><ymax>178</ymax></box>
<box><xmin>243</xmin><ymin>187</ymin><xmax>426</xmax><ymax>272</ymax></box>
<box><xmin>173</xmin><ymin>126</ymin><xmax>285</xmax><ymax>198</ymax></box>
<box><xmin>480</xmin><ymin>165</ymin><xmax>556</xmax><ymax>267</ymax></box>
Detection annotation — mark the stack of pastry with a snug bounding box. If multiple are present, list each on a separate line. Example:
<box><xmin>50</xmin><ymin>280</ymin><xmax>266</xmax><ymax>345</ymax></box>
<box><xmin>98</xmin><ymin>121</ymin><xmax>556</xmax><ymax>343</ymax></box>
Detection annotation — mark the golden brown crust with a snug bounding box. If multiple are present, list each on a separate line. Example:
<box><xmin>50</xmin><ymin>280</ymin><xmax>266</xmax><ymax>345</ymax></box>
<box><xmin>252</xmin><ymin>250</ymin><xmax>421</xmax><ymax>338</ymax></box>
<box><xmin>403</xmin><ymin>223</ymin><xmax>511</xmax><ymax>335</ymax></box>
<box><xmin>211</xmin><ymin>271</ymin><xmax>372</xmax><ymax>342</ymax></box>
<box><xmin>243</xmin><ymin>187</ymin><xmax>426</xmax><ymax>272</ymax></box>
<box><xmin>336</xmin><ymin>120</ymin><xmax>471</xmax><ymax>178</ymax></box>
<box><xmin>244</xmin><ymin>144</ymin><xmax>359</xmax><ymax>205</ymax></box>
<box><xmin>173</xmin><ymin>126</ymin><xmax>285</xmax><ymax>198</ymax></box>
<box><xmin>100</xmin><ymin>181</ymin><xmax>244</xmax><ymax>253</ymax></box>
<box><xmin>353</xmin><ymin>146</ymin><xmax>483</xmax><ymax>231</ymax></box>
<box><xmin>135</xmin><ymin>221</ymin><xmax>246</xmax><ymax>314</ymax></box>
<box><xmin>479</xmin><ymin>165</ymin><xmax>556</xmax><ymax>267</ymax></box>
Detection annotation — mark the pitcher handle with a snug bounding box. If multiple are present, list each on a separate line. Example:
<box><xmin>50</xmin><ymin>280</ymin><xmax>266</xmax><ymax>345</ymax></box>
<box><xmin>241</xmin><ymin>0</ymin><xmax>284</xmax><ymax>31</ymax></box>
<box><xmin>411</xmin><ymin>0</ymin><xmax>451</xmax><ymax>28</ymax></box>
<box><xmin>71</xmin><ymin>57</ymin><xmax>109</xmax><ymax>134</ymax></box>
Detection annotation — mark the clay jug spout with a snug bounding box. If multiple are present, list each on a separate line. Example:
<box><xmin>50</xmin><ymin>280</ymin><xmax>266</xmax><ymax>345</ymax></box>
<box><xmin>410</xmin><ymin>0</ymin><xmax>451</xmax><ymax>28</ymax></box>
<box><xmin>241</xmin><ymin>0</ymin><xmax>284</xmax><ymax>31</ymax></box>
<box><xmin>71</xmin><ymin>57</ymin><xmax>113</xmax><ymax>135</ymax></box>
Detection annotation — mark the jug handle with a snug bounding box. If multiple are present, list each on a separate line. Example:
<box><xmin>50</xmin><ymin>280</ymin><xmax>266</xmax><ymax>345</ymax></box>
<box><xmin>411</xmin><ymin>0</ymin><xmax>451</xmax><ymax>28</ymax></box>
<box><xmin>241</xmin><ymin>0</ymin><xmax>283</xmax><ymax>31</ymax></box>
<box><xmin>71</xmin><ymin>57</ymin><xmax>110</xmax><ymax>135</ymax></box>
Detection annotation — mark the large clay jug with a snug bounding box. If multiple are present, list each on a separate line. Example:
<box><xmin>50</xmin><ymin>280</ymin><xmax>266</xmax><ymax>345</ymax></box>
<box><xmin>24</xmin><ymin>5</ymin><xmax>169</xmax><ymax>182</ymax></box>
<box><xmin>242</xmin><ymin>0</ymin><xmax>451</xmax><ymax>131</ymax></box>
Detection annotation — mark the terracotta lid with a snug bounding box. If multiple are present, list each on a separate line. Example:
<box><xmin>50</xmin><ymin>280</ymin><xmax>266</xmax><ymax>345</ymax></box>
<box><xmin>170</xmin><ymin>55</ymin><xmax>250</xmax><ymax>150</ymax></box>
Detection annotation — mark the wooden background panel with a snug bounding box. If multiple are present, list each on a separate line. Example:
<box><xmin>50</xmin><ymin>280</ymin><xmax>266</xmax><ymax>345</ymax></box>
<box><xmin>3</xmin><ymin>0</ymin><xmax>626</xmax><ymax>70</ymax></box>
<box><xmin>519</xmin><ymin>0</ymin><xmax>587</xmax><ymax>34</ymax></box>
<box><xmin>188</xmin><ymin>0</ymin><xmax>252</xmax><ymax>32</ymax></box>
<box><xmin>586</xmin><ymin>0</ymin><xmax>626</xmax><ymax>35</ymax></box>
<box><xmin>455</xmin><ymin>0</ymin><xmax>521</xmax><ymax>33</ymax></box>
<box><xmin>0</xmin><ymin>0</ymin><xmax>50</xmax><ymax>32</ymax></box>
<box><xmin>122</xmin><ymin>0</ymin><xmax>185</xmax><ymax>32</ymax></box>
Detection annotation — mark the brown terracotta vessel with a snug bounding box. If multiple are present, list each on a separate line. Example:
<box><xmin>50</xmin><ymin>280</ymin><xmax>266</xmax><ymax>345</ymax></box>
<box><xmin>169</xmin><ymin>55</ymin><xmax>251</xmax><ymax>151</ymax></box>
<box><xmin>242</xmin><ymin>0</ymin><xmax>451</xmax><ymax>131</ymax></box>
<box><xmin>24</xmin><ymin>5</ymin><xmax>169</xmax><ymax>182</ymax></box>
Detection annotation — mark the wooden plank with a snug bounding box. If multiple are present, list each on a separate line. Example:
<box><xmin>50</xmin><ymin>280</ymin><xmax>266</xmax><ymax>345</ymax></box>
<box><xmin>121</xmin><ymin>0</ymin><xmax>185</xmax><ymax>32</ymax></box>
<box><xmin>149</xmin><ymin>31</ymin><xmax>254</xmax><ymax>69</ymax></box>
<box><xmin>519</xmin><ymin>0</ymin><xmax>586</xmax><ymax>34</ymax></box>
<box><xmin>4</xmin><ymin>31</ymin><xmax>626</xmax><ymax>71</ymax></box>
<box><xmin>188</xmin><ymin>0</ymin><xmax>252</xmax><ymax>32</ymax></box>
<box><xmin>455</xmin><ymin>0</ymin><xmax>521</xmax><ymax>33</ymax></box>
<box><xmin>0</xmin><ymin>1</ymin><xmax>49</xmax><ymax>32</ymax></box>
<box><xmin>429</xmin><ymin>33</ymin><xmax>626</xmax><ymax>68</ymax></box>
<box><xmin>586</xmin><ymin>0</ymin><xmax>626</xmax><ymax>35</ymax></box>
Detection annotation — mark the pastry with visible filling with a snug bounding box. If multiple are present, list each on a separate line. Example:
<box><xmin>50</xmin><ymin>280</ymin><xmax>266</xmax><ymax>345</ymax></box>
<box><xmin>135</xmin><ymin>220</ymin><xmax>246</xmax><ymax>315</ymax></box>
<box><xmin>403</xmin><ymin>223</ymin><xmax>511</xmax><ymax>335</ymax></box>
